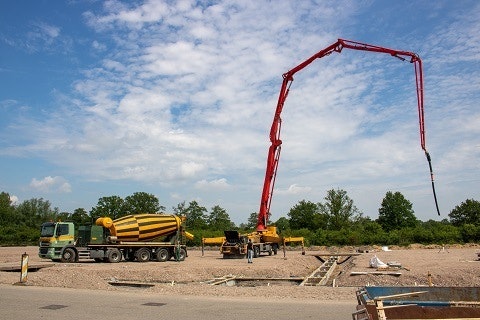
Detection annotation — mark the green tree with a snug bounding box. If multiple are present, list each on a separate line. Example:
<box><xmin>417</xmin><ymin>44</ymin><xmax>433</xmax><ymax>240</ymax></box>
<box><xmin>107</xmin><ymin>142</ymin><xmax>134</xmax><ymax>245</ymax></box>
<box><xmin>57</xmin><ymin>211</ymin><xmax>71</xmax><ymax>222</ymax></box>
<box><xmin>16</xmin><ymin>198</ymin><xmax>58</xmax><ymax>228</ymax></box>
<box><xmin>448</xmin><ymin>199</ymin><xmax>480</xmax><ymax>227</ymax></box>
<box><xmin>459</xmin><ymin>223</ymin><xmax>480</xmax><ymax>242</ymax></box>
<box><xmin>90</xmin><ymin>195</ymin><xmax>125</xmax><ymax>219</ymax></box>
<box><xmin>207</xmin><ymin>205</ymin><xmax>235</xmax><ymax>230</ymax></box>
<box><xmin>247</xmin><ymin>212</ymin><xmax>257</xmax><ymax>229</ymax></box>
<box><xmin>242</xmin><ymin>211</ymin><xmax>272</xmax><ymax>230</ymax></box>
<box><xmin>318</xmin><ymin>189</ymin><xmax>359</xmax><ymax>230</ymax></box>
<box><xmin>0</xmin><ymin>192</ymin><xmax>16</xmax><ymax>226</ymax></box>
<box><xmin>421</xmin><ymin>219</ymin><xmax>461</xmax><ymax>244</ymax></box>
<box><xmin>288</xmin><ymin>200</ymin><xmax>319</xmax><ymax>231</ymax></box>
<box><xmin>71</xmin><ymin>208</ymin><xmax>91</xmax><ymax>225</ymax></box>
<box><xmin>172</xmin><ymin>201</ymin><xmax>187</xmax><ymax>216</ymax></box>
<box><xmin>236</xmin><ymin>214</ymin><xmax>251</xmax><ymax>230</ymax></box>
<box><xmin>123</xmin><ymin>192</ymin><xmax>163</xmax><ymax>215</ymax></box>
<box><xmin>274</xmin><ymin>216</ymin><xmax>290</xmax><ymax>232</ymax></box>
<box><xmin>352</xmin><ymin>216</ymin><xmax>387</xmax><ymax>245</ymax></box>
<box><xmin>182</xmin><ymin>200</ymin><xmax>207</xmax><ymax>229</ymax></box>
<box><xmin>377</xmin><ymin>191</ymin><xmax>417</xmax><ymax>232</ymax></box>
<box><xmin>0</xmin><ymin>194</ymin><xmax>53</xmax><ymax>245</ymax></box>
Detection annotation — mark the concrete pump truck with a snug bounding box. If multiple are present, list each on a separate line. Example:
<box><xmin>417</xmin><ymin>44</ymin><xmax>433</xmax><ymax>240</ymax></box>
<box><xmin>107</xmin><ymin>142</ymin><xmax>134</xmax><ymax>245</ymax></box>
<box><xmin>217</xmin><ymin>38</ymin><xmax>440</xmax><ymax>259</ymax></box>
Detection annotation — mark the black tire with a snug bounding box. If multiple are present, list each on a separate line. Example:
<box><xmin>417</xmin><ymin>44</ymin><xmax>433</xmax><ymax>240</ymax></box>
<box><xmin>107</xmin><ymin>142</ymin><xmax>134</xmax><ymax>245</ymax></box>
<box><xmin>107</xmin><ymin>248</ymin><xmax>122</xmax><ymax>263</ymax></box>
<box><xmin>135</xmin><ymin>248</ymin><xmax>151</xmax><ymax>262</ymax></box>
<box><xmin>268</xmin><ymin>248</ymin><xmax>273</xmax><ymax>256</ymax></box>
<box><xmin>273</xmin><ymin>246</ymin><xmax>278</xmax><ymax>255</ymax></box>
<box><xmin>176</xmin><ymin>248</ymin><xmax>186</xmax><ymax>261</ymax></box>
<box><xmin>155</xmin><ymin>248</ymin><xmax>170</xmax><ymax>262</ymax></box>
<box><xmin>253</xmin><ymin>246</ymin><xmax>260</xmax><ymax>258</ymax></box>
<box><xmin>61</xmin><ymin>248</ymin><xmax>76</xmax><ymax>263</ymax></box>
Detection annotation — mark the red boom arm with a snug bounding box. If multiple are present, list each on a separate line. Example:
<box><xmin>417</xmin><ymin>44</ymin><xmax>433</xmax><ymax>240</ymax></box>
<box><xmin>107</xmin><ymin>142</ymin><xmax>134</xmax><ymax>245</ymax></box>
<box><xmin>257</xmin><ymin>38</ymin><xmax>440</xmax><ymax>231</ymax></box>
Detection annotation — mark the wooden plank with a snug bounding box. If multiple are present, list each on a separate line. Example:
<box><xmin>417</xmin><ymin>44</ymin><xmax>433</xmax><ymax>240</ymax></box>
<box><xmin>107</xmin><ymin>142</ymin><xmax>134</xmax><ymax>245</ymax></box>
<box><xmin>307</xmin><ymin>252</ymin><xmax>361</xmax><ymax>257</ymax></box>
<box><xmin>208</xmin><ymin>276</ymin><xmax>236</xmax><ymax>286</ymax></box>
<box><xmin>206</xmin><ymin>276</ymin><xmax>303</xmax><ymax>285</ymax></box>
<box><xmin>235</xmin><ymin>277</ymin><xmax>304</xmax><ymax>281</ymax></box>
<box><xmin>108</xmin><ymin>281</ymin><xmax>154</xmax><ymax>288</ymax></box>
<box><xmin>350</xmin><ymin>271</ymin><xmax>402</xmax><ymax>276</ymax></box>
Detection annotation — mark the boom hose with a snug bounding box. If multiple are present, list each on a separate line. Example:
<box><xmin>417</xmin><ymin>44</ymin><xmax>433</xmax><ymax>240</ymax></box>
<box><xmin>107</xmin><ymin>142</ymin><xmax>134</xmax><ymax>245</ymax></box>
<box><xmin>425</xmin><ymin>151</ymin><xmax>441</xmax><ymax>215</ymax></box>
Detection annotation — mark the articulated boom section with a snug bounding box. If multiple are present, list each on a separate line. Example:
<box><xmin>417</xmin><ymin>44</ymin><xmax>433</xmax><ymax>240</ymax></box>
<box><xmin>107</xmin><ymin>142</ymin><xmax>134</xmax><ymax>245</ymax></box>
<box><xmin>257</xmin><ymin>38</ymin><xmax>439</xmax><ymax>231</ymax></box>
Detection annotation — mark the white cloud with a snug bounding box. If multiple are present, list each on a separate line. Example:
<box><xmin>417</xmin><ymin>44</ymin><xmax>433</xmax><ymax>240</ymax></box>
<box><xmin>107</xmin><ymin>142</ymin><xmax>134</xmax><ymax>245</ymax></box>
<box><xmin>92</xmin><ymin>40</ymin><xmax>106</xmax><ymax>51</ymax></box>
<box><xmin>180</xmin><ymin>161</ymin><xmax>205</xmax><ymax>178</ymax></box>
<box><xmin>24</xmin><ymin>21</ymin><xmax>67</xmax><ymax>53</ymax></box>
<box><xmin>29</xmin><ymin>176</ymin><xmax>72</xmax><ymax>194</ymax></box>
<box><xmin>276</xmin><ymin>184</ymin><xmax>312</xmax><ymax>195</ymax></box>
<box><xmin>35</xmin><ymin>22</ymin><xmax>60</xmax><ymax>39</ymax></box>
<box><xmin>9</xmin><ymin>195</ymin><xmax>19</xmax><ymax>205</ymax></box>
<box><xmin>195</xmin><ymin>178</ymin><xmax>230</xmax><ymax>190</ymax></box>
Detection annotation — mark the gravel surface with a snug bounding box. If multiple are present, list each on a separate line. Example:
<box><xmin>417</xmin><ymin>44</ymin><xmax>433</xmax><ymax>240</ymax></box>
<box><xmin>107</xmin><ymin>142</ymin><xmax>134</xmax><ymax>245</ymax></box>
<box><xmin>1</xmin><ymin>244</ymin><xmax>479</xmax><ymax>301</ymax></box>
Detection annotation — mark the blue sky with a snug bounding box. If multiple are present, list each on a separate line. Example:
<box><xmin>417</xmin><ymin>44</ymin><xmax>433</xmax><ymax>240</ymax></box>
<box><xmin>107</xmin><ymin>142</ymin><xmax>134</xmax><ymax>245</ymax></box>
<box><xmin>1</xmin><ymin>0</ymin><xmax>479</xmax><ymax>224</ymax></box>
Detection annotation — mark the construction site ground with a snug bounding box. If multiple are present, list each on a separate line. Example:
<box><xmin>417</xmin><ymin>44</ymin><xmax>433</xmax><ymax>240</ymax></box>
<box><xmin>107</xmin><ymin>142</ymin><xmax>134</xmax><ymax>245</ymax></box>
<box><xmin>1</xmin><ymin>244</ymin><xmax>479</xmax><ymax>301</ymax></box>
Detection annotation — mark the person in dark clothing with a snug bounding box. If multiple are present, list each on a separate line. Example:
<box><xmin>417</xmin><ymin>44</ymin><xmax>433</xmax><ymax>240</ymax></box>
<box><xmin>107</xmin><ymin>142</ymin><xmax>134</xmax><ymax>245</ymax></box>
<box><xmin>247</xmin><ymin>239</ymin><xmax>253</xmax><ymax>263</ymax></box>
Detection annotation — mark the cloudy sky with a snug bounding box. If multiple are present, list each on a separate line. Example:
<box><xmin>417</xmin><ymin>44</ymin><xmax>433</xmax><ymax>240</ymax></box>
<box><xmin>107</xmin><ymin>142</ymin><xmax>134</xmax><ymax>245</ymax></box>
<box><xmin>1</xmin><ymin>0</ymin><xmax>479</xmax><ymax>224</ymax></box>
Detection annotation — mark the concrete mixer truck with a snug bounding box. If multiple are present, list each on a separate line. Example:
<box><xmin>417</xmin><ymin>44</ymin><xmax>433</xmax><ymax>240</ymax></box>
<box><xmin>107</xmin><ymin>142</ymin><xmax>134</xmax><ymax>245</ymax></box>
<box><xmin>38</xmin><ymin>213</ymin><xmax>194</xmax><ymax>263</ymax></box>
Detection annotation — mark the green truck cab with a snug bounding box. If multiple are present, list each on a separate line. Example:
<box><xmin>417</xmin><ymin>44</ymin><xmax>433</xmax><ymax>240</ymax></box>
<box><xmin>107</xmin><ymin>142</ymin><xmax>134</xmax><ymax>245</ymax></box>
<box><xmin>38</xmin><ymin>221</ymin><xmax>105</xmax><ymax>262</ymax></box>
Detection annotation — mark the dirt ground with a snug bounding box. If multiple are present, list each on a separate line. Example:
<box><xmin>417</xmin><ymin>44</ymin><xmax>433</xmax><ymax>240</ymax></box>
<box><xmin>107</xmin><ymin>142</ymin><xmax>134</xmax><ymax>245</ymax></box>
<box><xmin>1</xmin><ymin>244</ymin><xmax>479</xmax><ymax>301</ymax></box>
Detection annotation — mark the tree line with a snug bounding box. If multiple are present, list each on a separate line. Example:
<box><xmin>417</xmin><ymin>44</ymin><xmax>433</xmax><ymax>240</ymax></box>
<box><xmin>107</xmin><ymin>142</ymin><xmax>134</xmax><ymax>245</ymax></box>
<box><xmin>0</xmin><ymin>189</ymin><xmax>479</xmax><ymax>246</ymax></box>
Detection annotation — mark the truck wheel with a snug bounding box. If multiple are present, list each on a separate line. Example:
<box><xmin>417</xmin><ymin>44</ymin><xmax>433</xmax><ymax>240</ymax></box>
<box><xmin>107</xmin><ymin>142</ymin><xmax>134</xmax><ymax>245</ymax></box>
<box><xmin>107</xmin><ymin>248</ymin><xmax>122</xmax><ymax>263</ymax></box>
<box><xmin>268</xmin><ymin>248</ymin><xmax>273</xmax><ymax>256</ymax></box>
<box><xmin>176</xmin><ymin>248</ymin><xmax>186</xmax><ymax>261</ymax></box>
<box><xmin>135</xmin><ymin>248</ymin><xmax>151</xmax><ymax>262</ymax></box>
<box><xmin>155</xmin><ymin>248</ymin><xmax>170</xmax><ymax>262</ymax></box>
<box><xmin>273</xmin><ymin>246</ymin><xmax>278</xmax><ymax>255</ymax></box>
<box><xmin>254</xmin><ymin>246</ymin><xmax>260</xmax><ymax>258</ymax></box>
<box><xmin>61</xmin><ymin>248</ymin><xmax>76</xmax><ymax>263</ymax></box>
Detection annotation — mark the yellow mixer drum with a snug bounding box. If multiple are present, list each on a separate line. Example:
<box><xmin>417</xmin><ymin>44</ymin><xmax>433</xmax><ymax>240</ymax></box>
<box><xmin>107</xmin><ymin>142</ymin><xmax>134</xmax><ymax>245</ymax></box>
<box><xmin>96</xmin><ymin>214</ymin><xmax>182</xmax><ymax>242</ymax></box>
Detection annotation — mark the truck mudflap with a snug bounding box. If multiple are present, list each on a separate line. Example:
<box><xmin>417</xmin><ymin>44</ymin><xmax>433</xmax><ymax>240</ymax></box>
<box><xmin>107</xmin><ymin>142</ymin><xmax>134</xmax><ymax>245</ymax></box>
<box><xmin>353</xmin><ymin>286</ymin><xmax>480</xmax><ymax>320</ymax></box>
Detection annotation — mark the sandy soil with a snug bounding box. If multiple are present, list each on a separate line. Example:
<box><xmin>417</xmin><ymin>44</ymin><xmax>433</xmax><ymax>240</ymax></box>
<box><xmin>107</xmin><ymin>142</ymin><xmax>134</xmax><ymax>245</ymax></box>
<box><xmin>1</xmin><ymin>244</ymin><xmax>479</xmax><ymax>301</ymax></box>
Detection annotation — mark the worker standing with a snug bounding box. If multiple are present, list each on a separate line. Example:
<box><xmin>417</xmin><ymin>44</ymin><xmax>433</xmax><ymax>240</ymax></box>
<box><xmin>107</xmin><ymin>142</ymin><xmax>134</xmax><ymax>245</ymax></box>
<box><xmin>247</xmin><ymin>239</ymin><xmax>253</xmax><ymax>263</ymax></box>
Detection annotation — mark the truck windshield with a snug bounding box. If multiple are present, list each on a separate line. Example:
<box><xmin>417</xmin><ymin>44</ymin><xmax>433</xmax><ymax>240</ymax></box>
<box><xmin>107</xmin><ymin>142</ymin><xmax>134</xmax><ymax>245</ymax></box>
<box><xmin>40</xmin><ymin>223</ymin><xmax>56</xmax><ymax>237</ymax></box>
